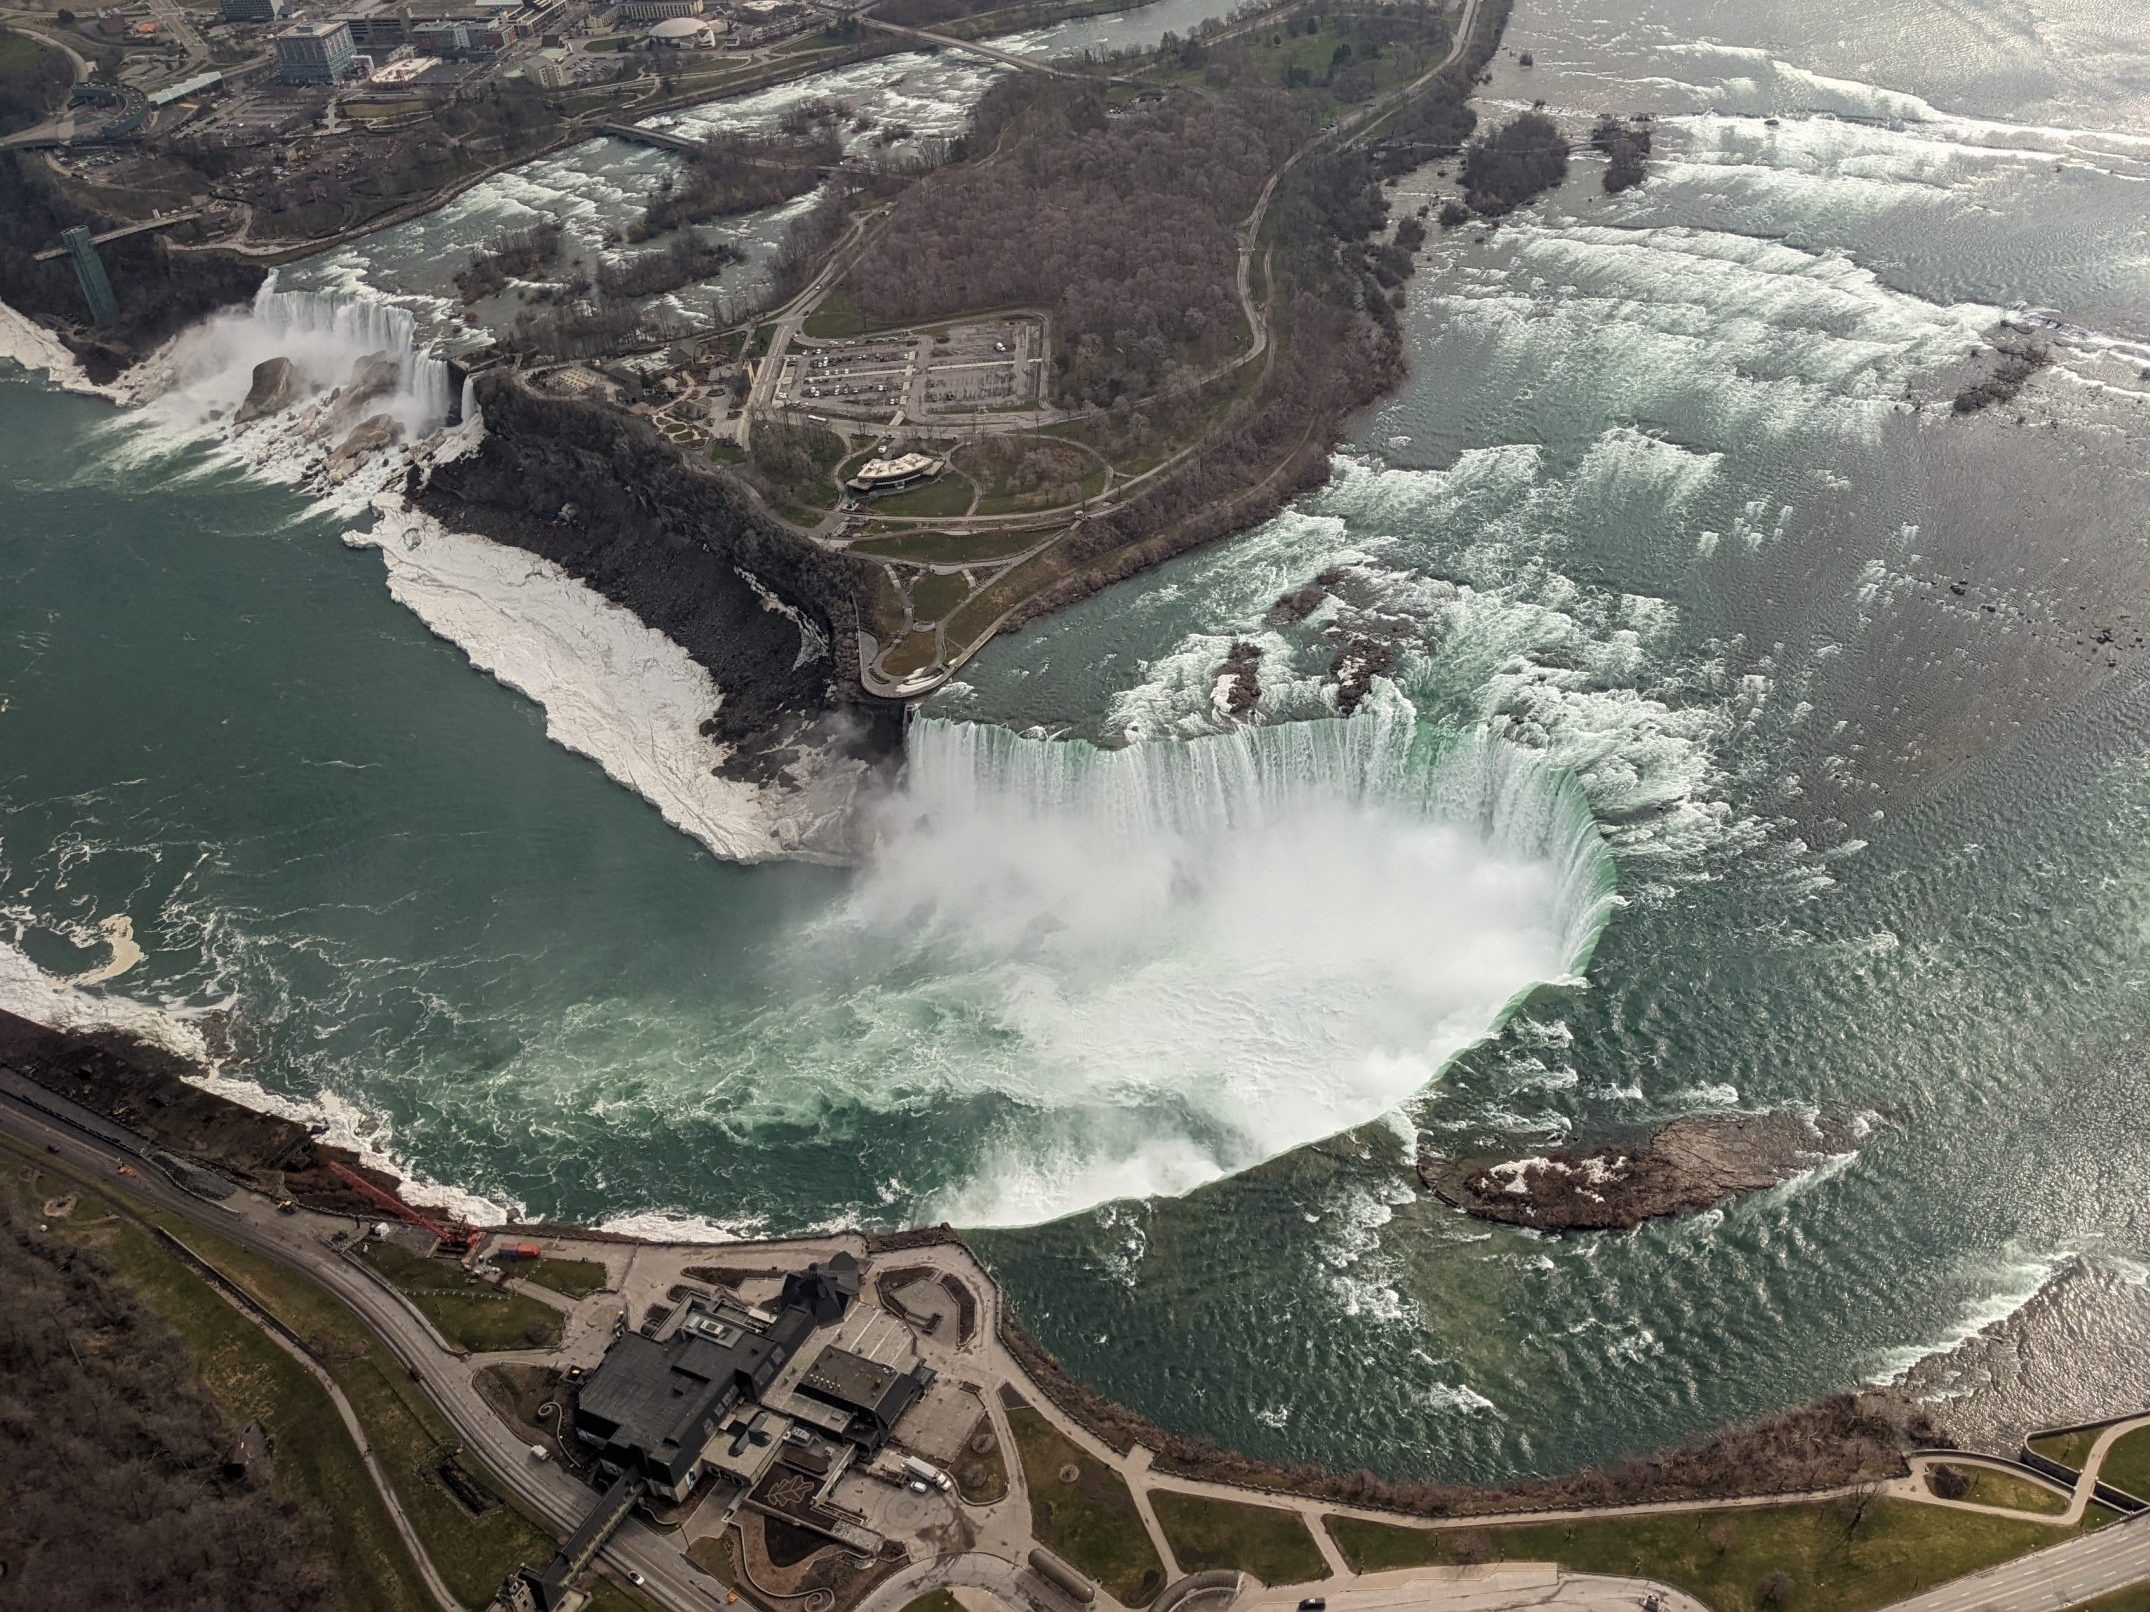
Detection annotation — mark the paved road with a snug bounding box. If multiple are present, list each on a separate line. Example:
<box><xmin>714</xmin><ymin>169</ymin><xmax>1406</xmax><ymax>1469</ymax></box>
<box><xmin>0</xmin><ymin>1077</ymin><xmax>723</xmax><ymax>1612</ymax></box>
<box><xmin>144</xmin><ymin>0</ymin><xmax>210</xmax><ymax>62</ymax></box>
<box><xmin>1878</xmin><ymin>1517</ymin><xmax>2150</xmax><ymax>1612</ymax></box>
<box><xmin>179</xmin><ymin>1239</ymin><xmax>466</xmax><ymax>1612</ymax></box>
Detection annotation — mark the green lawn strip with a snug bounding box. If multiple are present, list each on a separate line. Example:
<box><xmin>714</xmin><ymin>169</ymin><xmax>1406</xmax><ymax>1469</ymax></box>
<box><xmin>520</xmin><ymin>1256</ymin><xmax>610</xmax><ymax>1299</ymax></box>
<box><xmin>1924</xmin><ymin>1465</ymin><xmax>2071</xmax><ymax>1516</ymax></box>
<box><xmin>955</xmin><ymin>1413</ymin><xmax>1010</xmax><ymax>1505</ymax></box>
<box><xmin>849</xmin><ymin>529</ymin><xmax>1039</xmax><ymax>563</ymax></box>
<box><xmin>2065</xmin><ymin>1586</ymin><xmax>2150</xmax><ymax>1612</ymax></box>
<box><xmin>1150</xmin><ymin>1490</ymin><xmax>1327</xmax><ymax>1585</ymax></box>
<box><xmin>0</xmin><ymin>28</ymin><xmax>72</xmax><ymax>137</ymax></box>
<box><xmin>900</xmin><ymin>1593</ymin><xmax>967</xmax><ymax>1612</ymax></box>
<box><xmin>803</xmin><ymin>288</ymin><xmax>871</xmax><ymax>339</ymax></box>
<box><xmin>362</xmin><ymin>1238</ymin><xmax>566</xmax><ymax>1351</ymax></box>
<box><xmin>2095</xmin><ymin>1428</ymin><xmax>2150</xmax><ymax>1499</ymax></box>
<box><xmin>869</xmin><ymin>472</ymin><xmax>978</xmax><ymax>519</ymax></box>
<box><xmin>587</xmin><ymin>1581</ymin><xmax>667</xmax><ymax>1612</ymax></box>
<box><xmin>876</xmin><ymin>629</ymin><xmax>942</xmax><ymax>680</ymax></box>
<box><xmin>687</xmin><ymin>1534</ymin><xmax>738</xmax><ymax>1584</ymax></box>
<box><xmin>129</xmin><ymin>1210</ymin><xmax>562</xmax><ymax>1608</ymax></box>
<box><xmin>15</xmin><ymin>1180</ymin><xmax>433</xmax><ymax>1612</ymax></box>
<box><xmin>1328</xmin><ymin>1499</ymin><xmax>2078</xmax><ymax>1612</ymax></box>
<box><xmin>2031</xmin><ymin>1428</ymin><xmax>2106</xmax><ymax>1472</ymax></box>
<box><xmin>907</xmin><ymin>568</ymin><xmax>973</xmax><ymax>624</ymax></box>
<box><xmin>1006</xmin><ymin>1405</ymin><xmax>1166</xmax><ymax>1607</ymax></box>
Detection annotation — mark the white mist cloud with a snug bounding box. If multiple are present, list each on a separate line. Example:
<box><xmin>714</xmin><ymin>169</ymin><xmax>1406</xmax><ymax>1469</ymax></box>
<box><xmin>806</xmin><ymin>714</ymin><xmax>1613</xmax><ymax>1228</ymax></box>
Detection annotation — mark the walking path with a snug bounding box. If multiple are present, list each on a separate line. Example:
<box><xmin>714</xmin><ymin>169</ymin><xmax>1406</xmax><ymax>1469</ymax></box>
<box><xmin>12</xmin><ymin>1067</ymin><xmax>2150</xmax><ymax>1612</ymax></box>
<box><xmin>171</xmin><ymin>1231</ymin><xmax>466</xmax><ymax>1612</ymax></box>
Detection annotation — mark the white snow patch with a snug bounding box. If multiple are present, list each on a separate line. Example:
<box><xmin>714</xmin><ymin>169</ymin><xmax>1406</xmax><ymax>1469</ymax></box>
<box><xmin>347</xmin><ymin>494</ymin><xmax>862</xmax><ymax>864</ymax></box>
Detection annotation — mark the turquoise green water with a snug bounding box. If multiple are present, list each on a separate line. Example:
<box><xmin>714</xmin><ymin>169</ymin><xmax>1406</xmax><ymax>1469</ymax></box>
<box><xmin>9</xmin><ymin>0</ymin><xmax>2150</xmax><ymax>1484</ymax></box>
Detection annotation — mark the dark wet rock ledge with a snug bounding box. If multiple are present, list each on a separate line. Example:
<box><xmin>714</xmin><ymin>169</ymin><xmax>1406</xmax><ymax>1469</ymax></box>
<box><xmin>1421</xmin><ymin>1108</ymin><xmax>1869</xmax><ymax>1232</ymax></box>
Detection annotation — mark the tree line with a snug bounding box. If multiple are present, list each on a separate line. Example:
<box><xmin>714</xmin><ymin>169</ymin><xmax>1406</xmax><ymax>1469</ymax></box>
<box><xmin>0</xmin><ymin>1192</ymin><xmax>344</xmax><ymax>1611</ymax></box>
<box><xmin>843</xmin><ymin>80</ymin><xmax>1297</xmax><ymax>409</ymax></box>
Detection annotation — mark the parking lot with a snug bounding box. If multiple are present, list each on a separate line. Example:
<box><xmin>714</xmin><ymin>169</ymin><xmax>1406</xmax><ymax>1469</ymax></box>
<box><xmin>917</xmin><ymin>318</ymin><xmax>1040</xmax><ymax>416</ymax></box>
<box><xmin>786</xmin><ymin>338</ymin><xmax>915</xmax><ymax>417</ymax></box>
<box><xmin>778</xmin><ymin>316</ymin><xmax>1045</xmax><ymax>424</ymax></box>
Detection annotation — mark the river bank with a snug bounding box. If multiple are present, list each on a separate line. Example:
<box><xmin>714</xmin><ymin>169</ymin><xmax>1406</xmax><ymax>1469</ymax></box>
<box><xmin>0</xmin><ymin>998</ymin><xmax>1930</xmax><ymax>1519</ymax></box>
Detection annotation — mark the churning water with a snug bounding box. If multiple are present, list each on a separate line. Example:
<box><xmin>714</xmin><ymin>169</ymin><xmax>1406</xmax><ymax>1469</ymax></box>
<box><xmin>6</xmin><ymin>0</ymin><xmax>2150</xmax><ymax>1483</ymax></box>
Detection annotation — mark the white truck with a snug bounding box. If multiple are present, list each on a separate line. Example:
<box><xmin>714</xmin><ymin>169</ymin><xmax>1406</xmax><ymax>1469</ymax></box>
<box><xmin>901</xmin><ymin>1454</ymin><xmax>953</xmax><ymax>1494</ymax></box>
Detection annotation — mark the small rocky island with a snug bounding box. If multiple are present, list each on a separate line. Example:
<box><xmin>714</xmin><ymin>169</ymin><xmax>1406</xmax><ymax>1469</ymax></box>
<box><xmin>1422</xmin><ymin>1109</ymin><xmax>1868</xmax><ymax>1232</ymax></box>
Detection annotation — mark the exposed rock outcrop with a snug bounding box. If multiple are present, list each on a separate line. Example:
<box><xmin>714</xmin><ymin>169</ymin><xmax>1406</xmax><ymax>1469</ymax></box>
<box><xmin>327</xmin><ymin>413</ymin><xmax>403</xmax><ymax>483</ymax></box>
<box><xmin>1422</xmin><ymin>1108</ymin><xmax>1869</xmax><ymax>1232</ymax></box>
<box><xmin>0</xmin><ymin>1006</ymin><xmax>408</xmax><ymax>1216</ymax></box>
<box><xmin>235</xmin><ymin>356</ymin><xmax>297</xmax><ymax>423</ymax></box>
<box><xmin>1216</xmin><ymin>640</ymin><xmax>1262</xmax><ymax>716</ymax></box>
<box><xmin>1331</xmin><ymin>635</ymin><xmax>1395</xmax><ymax>715</ymax></box>
<box><xmin>324</xmin><ymin>351</ymin><xmax>404</xmax><ymax>436</ymax></box>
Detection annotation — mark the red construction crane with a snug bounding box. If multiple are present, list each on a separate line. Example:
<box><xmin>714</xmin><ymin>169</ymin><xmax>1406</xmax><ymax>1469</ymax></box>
<box><xmin>326</xmin><ymin>1161</ymin><xmax>475</xmax><ymax>1253</ymax></box>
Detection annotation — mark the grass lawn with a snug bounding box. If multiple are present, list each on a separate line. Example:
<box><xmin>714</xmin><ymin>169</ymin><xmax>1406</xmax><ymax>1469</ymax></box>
<box><xmin>2030</xmin><ymin>1427</ymin><xmax>2106</xmax><ymax>1471</ymax></box>
<box><xmin>2066</xmin><ymin>1587</ymin><xmax>2150</xmax><ymax>1611</ymax></box>
<box><xmin>1327</xmin><ymin>1498</ymin><xmax>2078</xmax><ymax>1612</ymax></box>
<box><xmin>0</xmin><ymin>28</ymin><xmax>72</xmax><ymax>137</ymax></box>
<box><xmin>907</xmin><ymin>568</ymin><xmax>973</xmax><ymax>624</ymax></box>
<box><xmin>956</xmin><ymin>1413</ymin><xmax>1009</xmax><ymax>1505</ymax></box>
<box><xmin>1006</xmin><ymin>1404</ymin><xmax>1166</xmax><ymax>1607</ymax></box>
<box><xmin>803</xmin><ymin>288</ymin><xmax>870</xmax><ymax>339</ymax></box>
<box><xmin>2097</xmin><ymin>1428</ymin><xmax>2150</xmax><ymax>1499</ymax></box>
<box><xmin>876</xmin><ymin>628</ymin><xmax>942</xmax><ymax>681</ymax></box>
<box><xmin>520</xmin><ymin>1256</ymin><xmax>609</xmax><ymax>1299</ymax></box>
<box><xmin>1924</xmin><ymin>1465</ymin><xmax>2071</xmax><ymax>1516</ymax></box>
<box><xmin>687</xmin><ymin>1534</ymin><xmax>738</xmax><ymax>1584</ymax></box>
<box><xmin>849</xmin><ymin>529</ymin><xmax>1038</xmax><ymax>564</ymax></box>
<box><xmin>360</xmin><ymin>1238</ymin><xmax>566</xmax><ymax>1352</ymax></box>
<box><xmin>587</xmin><ymin>1582</ymin><xmax>665</xmax><ymax>1612</ymax></box>
<box><xmin>1151</xmin><ymin>1490</ymin><xmax>1327</xmax><ymax>1586</ymax></box>
<box><xmin>710</xmin><ymin>438</ymin><xmax>746</xmax><ymax>464</ymax></box>
<box><xmin>870</xmin><ymin>473</ymin><xmax>977</xmax><ymax>519</ymax></box>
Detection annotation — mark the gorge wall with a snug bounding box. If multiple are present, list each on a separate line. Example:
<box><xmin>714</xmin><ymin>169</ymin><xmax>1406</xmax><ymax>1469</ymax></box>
<box><xmin>416</xmin><ymin>373</ymin><xmax>907</xmax><ymax>780</ymax></box>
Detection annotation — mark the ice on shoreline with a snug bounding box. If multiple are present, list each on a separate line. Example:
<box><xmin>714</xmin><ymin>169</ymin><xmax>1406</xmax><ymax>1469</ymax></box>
<box><xmin>0</xmin><ymin>299</ymin><xmax>119</xmax><ymax>400</ymax></box>
<box><xmin>0</xmin><ymin>934</ymin><xmax>514</xmax><ymax>1225</ymax></box>
<box><xmin>348</xmin><ymin>492</ymin><xmax>862</xmax><ymax>865</ymax></box>
<box><xmin>0</xmin><ymin>937</ymin><xmax>213</xmax><ymax>1062</ymax></box>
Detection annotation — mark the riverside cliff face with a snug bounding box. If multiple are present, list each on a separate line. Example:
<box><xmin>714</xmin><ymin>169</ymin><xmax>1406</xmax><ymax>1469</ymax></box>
<box><xmin>0</xmin><ymin>155</ymin><xmax>267</xmax><ymax>384</ymax></box>
<box><xmin>417</xmin><ymin>373</ymin><xmax>906</xmax><ymax>781</ymax></box>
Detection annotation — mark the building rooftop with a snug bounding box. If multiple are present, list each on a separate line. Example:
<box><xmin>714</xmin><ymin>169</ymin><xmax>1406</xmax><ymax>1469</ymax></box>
<box><xmin>801</xmin><ymin>1346</ymin><xmax>905</xmax><ymax>1411</ymax></box>
<box><xmin>576</xmin><ymin>1313</ymin><xmax>786</xmax><ymax>1483</ymax></box>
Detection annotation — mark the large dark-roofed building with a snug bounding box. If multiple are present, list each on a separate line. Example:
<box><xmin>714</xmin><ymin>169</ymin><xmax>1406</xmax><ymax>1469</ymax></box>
<box><xmin>782</xmin><ymin>1251</ymin><xmax>861</xmax><ymax>1325</ymax></box>
<box><xmin>571</xmin><ymin>1259</ymin><xmax>868</xmax><ymax>1504</ymax></box>
<box><xmin>576</xmin><ymin>1299</ymin><xmax>809</xmax><ymax>1500</ymax></box>
<box><xmin>796</xmin><ymin>1345</ymin><xmax>930</xmax><ymax>1451</ymax></box>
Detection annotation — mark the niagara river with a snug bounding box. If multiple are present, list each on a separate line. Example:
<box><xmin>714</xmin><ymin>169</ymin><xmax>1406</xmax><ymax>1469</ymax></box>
<box><xmin>7</xmin><ymin>0</ymin><xmax>2150</xmax><ymax>1490</ymax></box>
